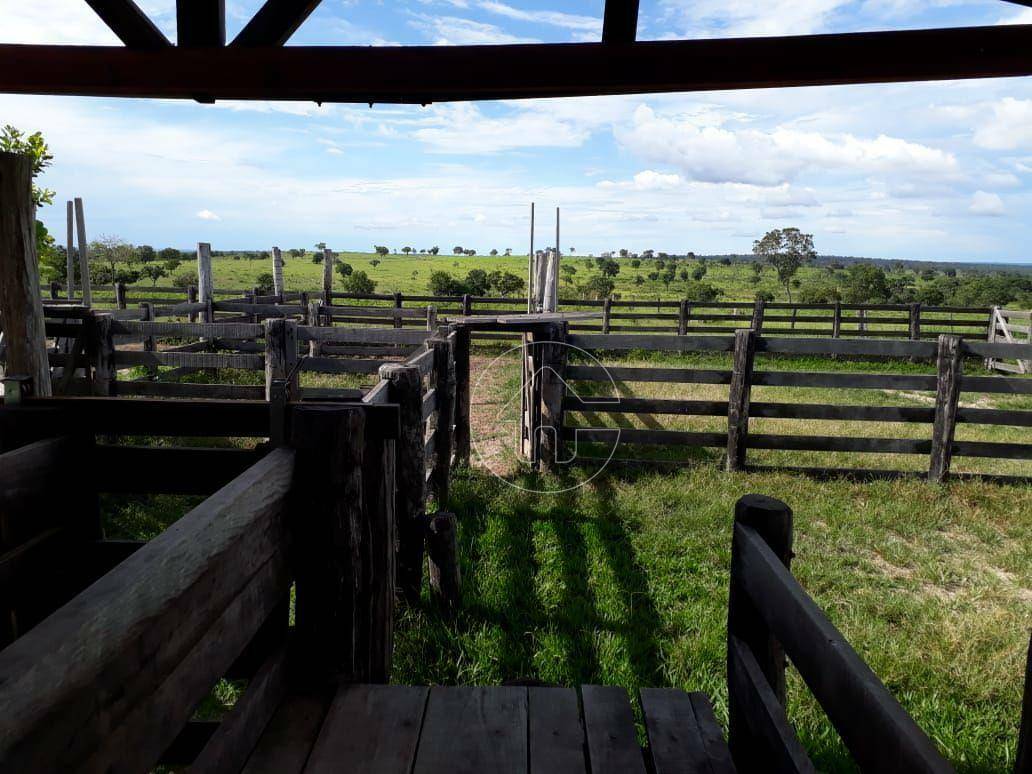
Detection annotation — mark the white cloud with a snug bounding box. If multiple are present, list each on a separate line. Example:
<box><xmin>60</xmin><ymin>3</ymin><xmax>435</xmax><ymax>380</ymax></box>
<box><xmin>617</xmin><ymin>105</ymin><xmax>957</xmax><ymax>186</ymax></box>
<box><xmin>972</xmin><ymin>98</ymin><xmax>1032</xmax><ymax>150</ymax></box>
<box><xmin>476</xmin><ymin>1</ymin><xmax>601</xmax><ymax>35</ymax></box>
<box><xmin>413</xmin><ymin>103</ymin><xmax>588</xmax><ymax>153</ymax></box>
<box><xmin>197</xmin><ymin>209</ymin><xmax>222</xmax><ymax>221</ymax></box>
<box><xmin>654</xmin><ymin>0</ymin><xmax>850</xmax><ymax>38</ymax></box>
<box><xmin>969</xmin><ymin>190</ymin><xmax>1004</xmax><ymax>216</ymax></box>
<box><xmin>408</xmin><ymin>13</ymin><xmax>539</xmax><ymax>44</ymax></box>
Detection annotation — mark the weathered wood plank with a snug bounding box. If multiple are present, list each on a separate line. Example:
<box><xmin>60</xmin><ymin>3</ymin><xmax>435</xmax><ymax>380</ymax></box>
<box><xmin>0</xmin><ymin>448</ymin><xmax>295</xmax><ymax>772</ymax></box>
<box><xmin>297</xmin><ymin>326</ymin><xmax>430</xmax><ymax>345</ymax></box>
<box><xmin>117</xmin><ymin>380</ymin><xmax>267</xmax><ymax>400</ymax></box>
<box><xmin>528</xmin><ymin>686</ymin><xmax>586</xmax><ymax>774</ymax></box>
<box><xmin>568</xmin><ymin>333</ymin><xmax>735</xmax><ymax>352</ymax></box>
<box><xmin>117</xmin><ymin>350</ymin><xmax>264</xmax><ymax>369</ymax></box>
<box><xmin>301</xmin><ymin>356</ymin><xmax>386</xmax><ymax>374</ymax></box>
<box><xmin>188</xmin><ymin>645</ymin><xmax>290</xmax><ymax>774</ymax></box>
<box><xmin>240</xmin><ymin>694</ymin><xmax>330</xmax><ymax>774</ymax></box>
<box><xmin>305</xmin><ymin>684</ymin><xmax>428</xmax><ymax>774</ymax></box>
<box><xmin>733</xmin><ymin>522</ymin><xmax>952</xmax><ymax>773</ymax></box>
<box><xmin>582</xmin><ymin>685</ymin><xmax>646</xmax><ymax>774</ymax></box>
<box><xmin>687</xmin><ymin>693</ymin><xmax>737</xmax><ymax>774</ymax></box>
<box><xmin>929</xmin><ymin>335</ymin><xmax>962</xmax><ymax>483</ymax></box>
<box><xmin>413</xmin><ymin>686</ymin><xmax>528</xmax><ymax>774</ymax></box>
<box><xmin>111</xmin><ymin>320</ymin><xmax>264</xmax><ymax>339</ymax></box>
<box><xmin>640</xmin><ymin>688</ymin><xmax>714</xmax><ymax>774</ymax></box>
<box><xmin>563</xmin><ymin>427</ymin><xmax>727</xmax><ymax>448</ymax></box>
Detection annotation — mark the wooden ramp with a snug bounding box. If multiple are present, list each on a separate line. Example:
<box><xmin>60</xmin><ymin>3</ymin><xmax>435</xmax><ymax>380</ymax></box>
<box><xmin>243</xmin><ymin>684</ymin><xmax>735</xmax><ymax>774</ymax></box>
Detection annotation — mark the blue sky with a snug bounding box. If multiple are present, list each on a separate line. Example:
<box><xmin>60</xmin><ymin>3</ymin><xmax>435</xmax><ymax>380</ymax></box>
<box><xmin>2</xmin><ymin>0</ymin><xmax>1032</xmax><ymax>262</ymax></box>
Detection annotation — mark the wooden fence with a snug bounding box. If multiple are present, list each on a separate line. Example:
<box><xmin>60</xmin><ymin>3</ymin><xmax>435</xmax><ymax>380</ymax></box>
<box><xmin>988</xmin><ymin>307</ymin><xmax>1032</xmax><ymax>374</ymax></box>
<box><xmin>531</xmin><ymin>328</ymin><xmax>1032</xmax><ymax>482</ymax></box>
<box><xmin>41</xmin><ymin>283</ymin><xmax>994</xmax><ymax>339</ymax></box>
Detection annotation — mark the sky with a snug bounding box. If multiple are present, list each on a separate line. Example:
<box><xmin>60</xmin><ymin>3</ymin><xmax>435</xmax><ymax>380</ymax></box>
<box><xmin>2</xmin><ymin>0</ymin><xmax>1032</xmax><ymax>262</ymax></box>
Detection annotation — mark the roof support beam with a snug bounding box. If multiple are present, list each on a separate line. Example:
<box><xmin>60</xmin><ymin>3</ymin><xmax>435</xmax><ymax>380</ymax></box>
<box><xmin>177</xmin><ymin>0</ymin><xmax>226</xmax><ymax>47</ymax></box>
<box><xmin>602</xmin><ymin>0</ymin><xmax>639</xmax><ymax>44</ymax></box>
<box><xmin>232</xmin><ymin>0</ymin><xmax>323</xmax><ymax>47</ymax></box>
<box><xmin>0</xmin><ymin>25</ymin><xmax>1029</xmax><ymax>103</ymax></box>
<box><xmin>82</xmin><ymin>0</ymin><xmax>170</xmax><ymax>49</ymax></box>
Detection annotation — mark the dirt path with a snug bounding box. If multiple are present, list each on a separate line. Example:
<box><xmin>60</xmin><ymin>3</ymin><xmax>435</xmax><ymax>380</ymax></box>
<box><xmin>468</xmin><ymin>353</ymin><xmax>523</xmax><ymax>477</ymax></box>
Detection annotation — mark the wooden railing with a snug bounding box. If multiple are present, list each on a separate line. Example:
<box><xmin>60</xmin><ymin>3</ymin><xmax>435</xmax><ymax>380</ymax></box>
<box><xmin>536</xmin><ymin>329</ymin><xmax>1032</xmax><ymax>481</ymax></box>
<box><xmin>0</xmin><ymin>398</ymin><xmax>400</xmax><ymax>772</ymax></box>
<box><xmin>726</xmin><ymin>494</ymin><xmax>954</xmax><ymax>773</ymax></box>
<box><xmin>988</xmin><ymin>307</ymin><xmax>1032</xmax><ymax>374</ymax></box>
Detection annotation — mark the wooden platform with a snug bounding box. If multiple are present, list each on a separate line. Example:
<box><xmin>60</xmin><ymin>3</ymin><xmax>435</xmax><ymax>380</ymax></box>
<box><xmin>242</xmin><ymin>684</ymin><xmax>735</xmax><ymax>773</ymax></box>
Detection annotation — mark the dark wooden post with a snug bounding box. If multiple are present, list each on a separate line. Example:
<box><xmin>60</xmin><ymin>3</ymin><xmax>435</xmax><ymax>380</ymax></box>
<box><xmin>602</xmin><ymin>296</ymin><xmax>612</xmax><ymax>334</ymax></box>
<box><xmin>271</xmin><ymin>246</ymin><xmax>284</xmax><ymax>298</ymax></box>
<box><xmin>250</xmin><ymin>286</ymin><xmax>261</xmax><ymax>324</ymax></box>
<box><xmin>929</xmin><ymin>334</ymin><xmax>962</xmax><ymax>483</ymax></box>
<box><xmin>0</xmin><ymin>151</ymin><xmax>53</xmax><ymax>396</ymax></box>
<box><xmin>115</xmin><ymin>281</ymin><xmax>127</xmax><ymax>310</ymax></box>
<box><xmin>393</xmin><ymin>291</ymin><xmax>403</xmax><ymax>329</ymax></box>
<box><xmin>290</xmin><ymin>405</ymin><xmax>395</xmax><ymax>684</ymax></box>
<box><xmin>750</xmin><ymin>297</ymin><xmax>765</xmax><ymax>332</ymax></box>
<box><xmin>379</xmin><ymin>363</ymin><xmax>425</xmax><ymax>601</ymax></box>
<box><xmin>49</xmin><ymin>280</ymin><xmax>61</xmax><ymax>299</ymax></box>
<box><xmin>187</xmin><ymin>284</ymin><xmax>198</xmax><ymax>323</ymax></box>
<box><xmin>322</xmin><ymin>247</ymin><xmax>333</xmax><ymax>304</ymax></box>
<box><xmin>537</xmin><ymin>322</ymin><xmax>569</xmax><ymax>472</ymax></box>
<box><xmin>453</xmin><ymin>326</ymin><xmax>471</xmax><ymax>463</ymax></box>
<box><xmin>91</xmin><ymin>313</ymin><xmax>115</xmax><ymax>396</ymax></box>
<box><xmin>909</xmin><ymin>302</ymin><xmax>921</xmax><ymax>342</ymax></box>
<box><xmin>461</xmin><ymin>293</ymin><xmax>472</xmax><ymax>316</ymax></box>
<box><xmin>726</xmin><ymin>329</ymin><xmax>756</xmax><ymax>472</ymax></box>
<box><xmin>264</xmin><ymin>318</ymin><xmax>299</xmax><ymax>401</ymax></box>
<box><xmin>427</xmin><ymin>511</ymin><xmax>461</xmax><ymax>611</ymax></box>
<box><xmin>727</xmin><ymin>494</ymin><xmax>793</xmax><ymax>772</ymax></box>
<box><xmin>678</xmin><ymin>299</ymin><xmax>689</xmax><ymax>335</ymax></box>
<box><xmin>140</xmin><ymin>302</ymin><xmax>156</xmax><ymax>377</ymax></box>
<box><xmin>431</xmin><ymin>336</ymin><xmax>454</xmax><ymax>506</ymax></box>
<box><xmin>832</xmin><ymin>301</ymin><xmax>842</xmax><ymax>339</ymax></box>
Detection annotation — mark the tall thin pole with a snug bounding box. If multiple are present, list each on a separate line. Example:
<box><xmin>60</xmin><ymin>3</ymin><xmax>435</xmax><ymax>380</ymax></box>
<box><xmin>65</xmin><ymin>201</ymin><xmax>75</xmax><ymax>298</ymax></box>
<box><xmin>74</xmin><ymin>197</ymin><xmax>91</xmax><ymax>307</ymax></box>
<box><xmin>527</xmin><ymin>202</ymin><xmax>535</xmax><ymax>313</ymax></box>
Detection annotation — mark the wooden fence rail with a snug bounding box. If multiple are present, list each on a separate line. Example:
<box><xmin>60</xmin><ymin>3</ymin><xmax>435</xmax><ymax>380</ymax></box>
<box><xmin>550</xmin><ymin>330</ymin><xmax>1032</xmax><ymax>482</ymax></box>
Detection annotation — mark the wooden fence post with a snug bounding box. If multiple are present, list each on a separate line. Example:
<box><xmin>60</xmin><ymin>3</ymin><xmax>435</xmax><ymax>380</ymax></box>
<box><xmin>431</xmin><ymin>336</ymin><xmax>454</xmax><ymax>506</ymax></box>
<box><xmin>602</xmin><ymin>296</ymin><xmax>612</xmax><ymax>334</ymax></box>
<box><xmin>196</xmin><ymin>242</ymin><xmax>213</xmax><ymax>323</ymax></box>
<box><xmin>0</xmin><ymin>152</ymin><xmax>53</xmax><ymax>396</ymax></box>
<box><xmin>393</xmin><ymin>292</ymin><xmax>403</xmax><ymax>329</ymax></box>
<box><xmin>726</xmin><ymin>329</ymin><xmax>756</xmax><ymax>472</ymax></box>
<box><xmin>290</xmin><ymin>405</ymin><xmax>395</xmax><ymax>684</ymax></box>
<box><xmin>727</xmin><ymin>494</ymin><xmax>793</xmax><ymax>771</ymax></box>
<box><xmin>322</xmin><ymin>247</ymin><xmax>333</xmax><ymax>304</ymax></box>
<box><xmin>909</xmin><ymin>302</ymin><xmax>921</xmax><ymax>342</ymax></box>
<box><xmin>49</xmin><ymin>281</ymin><xmax>60</xmax><ymax>300</ymax></box>
<box><xmin>91</xmin><ymin>313</ymin><xmax>115</xmax><ymax>396</ymax></box>
<box><xmin>74</xmin><ymin>197</ymin><xmax>92</xmax><ymax>307</ymax></box>
<box><xmin>1016</xmin><ymin>633</ymin><xmax>1032</xmax><ymax>774</ymax></box>
<box><xmin>678</xmin><ymin>299</ymin><xmax>689</xmax><ymax>335</ymax></box>
<box><xmin>426</xmin><ymin>305</ymin><xmax>437</xmax><ymax>331</ymax></box>
<box><xmin>140</xmin><ymin>302</ymin><xmax>156</xmax><ymax>377</ymax></box>
<box><xmin>187</xmin><ymin>284</ymin><xmax>198</xmax><ymax>323</ymax></box>
<box><xmin>264</xmin><ymin>318</ymin><xmax>299</xmax><ymax>401</ymax></box>
<box><xmin>306</xmin><ymin>299</ymin><xmax>323</xmax><ymax>357</ymax></box>
<box><xmin>379</xmin><ymin>363</ymin><xmax>425</xmax><ymax>602</ymax></box>
<box><xmin>271</xmin><ymin>246</ymin><xmax>284</xmax><ymax>299</ymax></box>
<box><xmin>537</xmin><ymin>322</ymin><xmax>569</xmax><ymax>472</ymax></box>
<box><xmin>929</xmin><ymin>334</ymin><xmax>962</xmax><ymax>483</ymax></box>
<box><xmin>65</xmin><ymin>200</ymin><xmax>75</xmax><ymax>299</ymax></box>
<box><xmin>453</xmin><ymin>326</ymin><xmax>471</xmax><ymax>463</ymax></box>
<box><xmin>832</xmin><ymin>300</ymin><xmax>842</xmax><ymax>339</ymax></box>
<box><xmin>750</xmin><ymin>297</ymin><xmax>765</xmax><ymax>332</ymax></box>
<box><xmin>115</xmin><ymin>281</ymin><xmax>127</xmax><ymax>310</ymax></box>
<box><xmin>427</xmin><ymin>511</ymin><xmax>461</xmax><ymax>611</ymax></box>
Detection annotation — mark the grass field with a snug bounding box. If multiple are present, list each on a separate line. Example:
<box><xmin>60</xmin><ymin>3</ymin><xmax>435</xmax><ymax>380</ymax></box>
<box><xmin>133</xmin><ymin>250</ymin><xmax>937</xmax><ymax>303</ymax></box>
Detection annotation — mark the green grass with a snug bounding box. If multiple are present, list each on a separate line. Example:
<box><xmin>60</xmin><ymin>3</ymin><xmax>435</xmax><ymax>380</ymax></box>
<box><xmin>394</xmin><ymin>461</ymin><xmax>1031</xmax><ymax>773</ymax></box>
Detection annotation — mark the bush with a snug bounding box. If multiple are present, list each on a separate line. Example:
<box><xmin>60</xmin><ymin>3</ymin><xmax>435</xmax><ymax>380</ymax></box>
<box><xmin>754</xmin><ymin>290</ymin><xmax>776</xmax><ymax>302</ymax></box>
<box><xmin>342</xmin><ymin>270</ymin><xmax>376</xmax><ymax>294</ymax></box>
<box><xmin>172</xmin><ymin>270</ymin><xmax>194</xmax><ymax>288</ymax></box>
<box><xmin>255</xmin><ymin>272</ymin><xmax>275</xmax><ymax>294</ymax></box>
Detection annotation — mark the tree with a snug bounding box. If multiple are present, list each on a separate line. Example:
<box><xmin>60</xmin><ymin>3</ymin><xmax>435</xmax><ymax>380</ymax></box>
<box><xmin>465</xmin><ymin>268</ymin><xmax>490</xmax><ymax>295</ymax></box>
<box><xmin>1</xmin><ymin>125</ymin><xmax>54</xmax><ymax>207</ymax></box>
<box><xmin>336</xmin><ymin>261</ymin><xmax>354</xmax><ymax>279</ymax></box>
<box><xmin>691</xmin><ymin>265</ymin><xmax>707</xmax><ymax>281</ymax></box>
<box><xmin>841</xmin><ymin>263</ymin><xmax>890</xmax><ymax>304</ymax></box>
<box><xmin>630</xmin><ymin>259</ymin><xmax>641</xmax><ymax>268</ymax></box>
<box><xmin>158</xmin><ymin>247</ymin><xmax>180</xmax><ymax>263</ymax></box>
<box><xmin>453</xmin><ymin>245</ymin><xmax>464</xmax><ymax>255</ymax></box>
<box><xmin>752</xmin><ymin>227</ymin><xmax>816</xmax><ymax>302</ymax></box>
<box><xmin>491</xmin><ymin>271</ymin><xmax>524</xmax><ymax>296</ymax></box>
<box><xmin>255</xmin><ymin>272</ymin><xmax>275</xmax><ymax>294</ymax></box>
<box><xmin>140</xmin><ymin>263</ymin><xmax>167</xmax><ymax>286</ymax></box>
<box><xmin>90</xmin><ymin>235</ymin><xmax>137</xmax><ymax>284</ymax></box>
<box><xmin>429</xmin><ymin>246</ymin><xmax>440</xmax><ymax>255</ymax></box>
<box><xmin>490</xmin><ymin>248</ymin><xmax>498</xmax><ymax>256</ymax></box>
<box><xmin>374</xmin><ymin>245</ymin><xmax>389</xmax><ymax>256</ymax></box>
<box><xmin>369</xmin><ymin>259</ymin><xmax>381</xmax><ymax>268</ymax></box>
<box><xmin>429</xmin><ymin>271</ymin><xmax>465</xmax><ymax>296</ymax></box>
<box><xmin>618</xmin><ymin>249</ymin><xmax>629</xmax><ymax>258</ymax></box>
<box><xmin>315</xmin><ymin>241</ymin><xmax>327</xmax><ymax>251</ymax></box>
<box><xmin>342</xmin><ymin>270</ymin><xmax>376</xmax><ymax>294</ymax></box>
<box><xmin>464</xmin><ymin>248</ymin><xmax>476</xmax><ymax>256</ymax></box>
<box><xmin>136</xmin><ymin>245</ymin><xmax>156</xmax><ymax>263</ymax></box>
<box><xmin>504</xmin><ymin>248</ymin><xmax>512</xmax><ymax>256</ymax></box>
<box><xmin>402</xmin><ymin>246</ymin><xmax>413</xmax><ymax>255</ymax></box>
<box><xmin>581</xmin><ymin>276</ymin><xmax>614</xmax><ymax>299</ymax></box>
